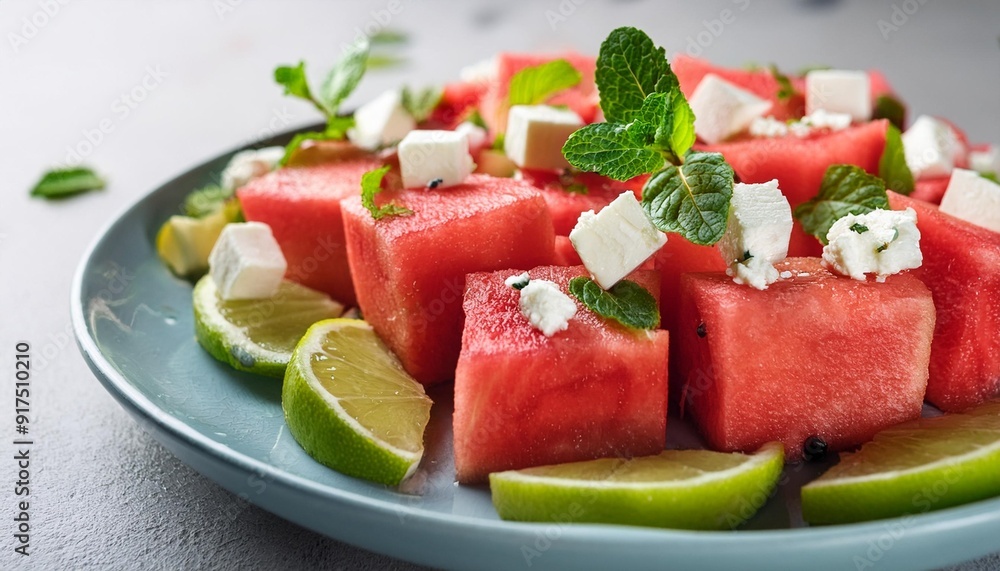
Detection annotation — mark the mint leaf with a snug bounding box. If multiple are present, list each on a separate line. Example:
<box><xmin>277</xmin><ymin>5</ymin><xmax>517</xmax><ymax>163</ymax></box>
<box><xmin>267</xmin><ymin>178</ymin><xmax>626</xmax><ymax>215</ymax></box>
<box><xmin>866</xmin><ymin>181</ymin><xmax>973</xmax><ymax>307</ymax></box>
<box><xmin>361</xmin><ymin>165</ymin><xmax>412</xmax><ymax>220</ymax></box>
<box><xmin>184</xmin><ymin>184</ymin><xmax>231</xmax><ymax>217</ymax></box>
<box><xmin>668</xmin><ymin>88</ymin><xmax>696</xmax><ymax>158</ymax></box>
<box><xmin>366</xmin><ymin>54</ymin><xmax>406</xmax><ymax>70</ymax></box>
<box><xmin>568</xmin><ymin>277</ymin><xmax>659</xmax><ymax>330</ymax></box>
<box><xmin>319</xmin><ymin>39</ymin><xmax>369</xmax><ymax>116</ymax></box>
<box><xmin>595</xmin><ymin>27</ymin><xmax>675</xmax><ymax>123</ymax></box>
<box><xmin>641</xmin><ymin>151</ymin><xmax>734</xmax><ymax>245</ymax></box>
<box><xmin>30</xmin><ymin>166</ymin><xmax>105</xmax><ymax>199</ymax></box>
<box><xmin>633</xmin><ymin>91</ymin><xmax>672</xmax><ymax>152</ymax></box>
<box><xmin>274</xmin><ymin>62</ymin><xmax>315</xmax><ymax>102</ymax></box>
<box><xmin>369</xmin><ymin>29</ymin><xmax>408</xmax><ymax>45</ymax></box>
<box><xmin>794</xmin><ymin>164</ymin><xmax>889</xmax><ymax>245</ymax></box>
<box><xmin>769</xmin><ymin>64</ymin><xmax>796</xmax><ymax>102</ymax></box>
<box><xmin>878</xmin><ymin>124</ymin><xmax>915</xmax><ymax>196</ymax></box>
<box><xmin>402</xmin><ymin>86</ymin><xmax>443</xmax><ymax>123</ymax></box>
<box><xmin>278</xmin><ymin>125</ymin><xmax>350</xmax><ymax>167</ymax></box>
<box><xmin>873</xmin><ymin>94</ymin><xmax>906</xmax><ymax>132</ymax></box>
<box><xmin>983</xmin><ymin>171</ymin><xmax>1000</xmax><ymax>184</ymax></box>
<box><xmin>508</xmin><ymin>59</ymin><xmax>582</xmax><ymax>106</ymax></box>
<box><xmin>562</xmin><ymin>122</ymin><xmax>665</xmax><ymax>181</ymax></box>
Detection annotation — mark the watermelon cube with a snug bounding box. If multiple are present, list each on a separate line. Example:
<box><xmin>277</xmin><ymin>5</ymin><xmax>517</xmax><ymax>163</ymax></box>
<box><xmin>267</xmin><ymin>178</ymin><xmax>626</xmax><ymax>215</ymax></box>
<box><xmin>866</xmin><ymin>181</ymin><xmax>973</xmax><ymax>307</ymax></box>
<box><xmin>701</xmin><ymin>119</ymin><xmax>890</xmax><ymax>256</ymax></box>
<box><xmin>454</xmin><ymin>265</ymin><xmax>669</xmax><ymax>483</ymax></box>
<box><xmin>677</xmin><ymin>258</ymin><xmax>935</xmax><ymax>461</ymax></box>
<box><xmin>341</xmin><ymin>174</ymin><xmax>556</xmax><ymax>386</ymax></box>
<box><xmin>237</xmin><ymin>158</ymin><xmax>383</xmax><ymax>307</ymax></box>
<box><xmin>673</xmin><ymin>55</ymin><xmax>806</xmax><ymax>121</ymax></box>
<box><xmin>518</xmin><ymin>168</ymin><xmax>645</xmax><ymax>236</ymax></box>
<box><xmin>889</xmin><ymin>191</ymin><xmax>1000</xmax><ymax>411</ymax></box>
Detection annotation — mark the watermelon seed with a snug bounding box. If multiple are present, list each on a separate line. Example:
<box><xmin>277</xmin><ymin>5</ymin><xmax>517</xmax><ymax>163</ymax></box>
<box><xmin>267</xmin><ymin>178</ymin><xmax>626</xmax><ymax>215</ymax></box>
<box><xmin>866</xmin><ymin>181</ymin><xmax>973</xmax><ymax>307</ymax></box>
<box><xmin>803</xmin><ymin>436</ymin><xmax>828</xmax><ymax>462</ymax></box>
<box><xmin>427</xmin><ymin>178</ymin><xmax>443</xmax><ymax>189</ymax></box>
<box><xmin>696</xmin><ymin>322</ymin><xmax>707</xmax><ymax>338</ymax></box>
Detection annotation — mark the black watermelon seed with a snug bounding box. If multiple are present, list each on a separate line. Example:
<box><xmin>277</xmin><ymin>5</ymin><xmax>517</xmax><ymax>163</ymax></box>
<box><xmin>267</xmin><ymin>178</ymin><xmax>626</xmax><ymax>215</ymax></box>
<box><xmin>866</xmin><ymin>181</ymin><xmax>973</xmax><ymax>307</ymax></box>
<box><xmin>427</xmin><ymin>178</ymin><xmax>444</xmax><ymax>189</ymax></box>
<box><xmin>696</xmin><ymin>322</ymin><xmax>707</xmax><ymax>338</ymax></box>
<box><xmin>803</xmin><ymin>436</ymin><xmax>828</xmax><ymax>462</ymax></box>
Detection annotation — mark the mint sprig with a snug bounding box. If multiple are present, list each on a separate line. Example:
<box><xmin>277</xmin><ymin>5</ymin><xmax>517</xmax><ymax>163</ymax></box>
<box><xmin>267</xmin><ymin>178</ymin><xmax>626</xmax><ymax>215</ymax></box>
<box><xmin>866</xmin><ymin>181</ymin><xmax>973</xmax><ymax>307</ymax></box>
<box><xmin>593</xmin><ymin>27</ymin><xmax>676</xmax><ymax>124</ymax></box>
<box><xmin>769</xmin><ymin>64</ymin><xmax>797</xmax><ymax>102</ymax></box>
<box><xmin>508</xmin><ymin>59</ymin><xmax>582</xmax><ymax>107</ymax></box>
<box><xmin>642</xmin><ymin>151</ymin><xmax>734</xmax><ymax>245</ymax></box>
<box><xmin>402</xmin><ymin>86</ymin><xmax>443</xmax><ymax>123</ymax></box>
<box><xmin>794</xmin><ymin>165</ymin><xmax>889</xmax><ymax>245</ymax></box>
<box><xmin>568</xmin><ymin>277</ymin><xmax>659</xmax><ymax>330</ymax></box>
<box><xmin>873</xmin><ymin>94</ymin><xmax>906</xmax><ymax>132</ymax></box>
<box><xmin>361</xmin><ymin>166</ymin><xmax>412</xmax><ymax>220</ymax></box>
<box><xmin>562</xmin><ymin>123</ymin><xmax>665</xmax><ymax>180</ymax></box>
<box><xmin>30</xmin><ymin>166</ymin><xmax>105</xmax><ymax>199</ymax></box>
<box><xmin>878</xmin><ymin>124</ymin><xmax>915</xmax><ymax>196</ymax></box>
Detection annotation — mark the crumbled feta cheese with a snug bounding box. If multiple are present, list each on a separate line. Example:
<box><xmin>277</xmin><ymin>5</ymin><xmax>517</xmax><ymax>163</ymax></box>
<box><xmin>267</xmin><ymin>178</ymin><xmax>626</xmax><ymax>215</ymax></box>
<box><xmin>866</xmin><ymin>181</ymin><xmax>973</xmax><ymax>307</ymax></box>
<box><xmin>902</xmin><ymin>115</ymin><xmax>961</xmax><ymax>179</ymax></box>
<box><xmin>454</xmin><ymin>121</ymin><xmax>488</xmax><ymax>151</ymax></box>
<box><xmin>398</xmin><ymin>130</ymin><xmax>475</xmax><ymax>189</ymax></box>
<box><xmin>221</xmin><ymin>146</ymin><xmax>284</xmax><ymax>192</ymax></box>
<box><xmin>749</xmin><ymin>116</ymin><xmax>789</xmax><ymax>138</ymax></box>
<box><xmin>805</xmin><ymin>69</ymin><xmax>871</xmax><ymax>122</ymax></box>
<box><xmin>504</xmin><ymin>105</ymin><xmax>582</xmax><ymax>170</ymax></box>
<box><xmin>348</xmin><ymin>89</ymin><xmax>416</xmax><ymax>150</ymax></box>
<box><xmin>718</xmin><ymin>180</ymin><xmax>793</xmax><ymax>290</ymax></box>
<box><xmin>208</xmin><ymin>222</ymin><xmax>287</xmax><ymax>300</ymax></box>
<box><xmin>689</xmin><ymin>74</ymin><xmax>772</xmax><ymax>144</ymax></box>
<box><xmin>939</xmin><ymin>168</ymin><xmax>1000</xmax><ymax>233</ymax></box>
<box><xmin>969</xmin><ymin>145</ymin><xmax>1000</xmax><ymax>176</ymax></box>
<box><xmin>822</xmin><ymin>208</ymin><xmax>922</xmax><ymax>282</ymax></box>
<box><xmin>504</xmin><ymin>272</ymin><xmax>530</xmax><ymax>289</ymax></box>
<box><xmin>569</xmin><ymin>192</ymin><xmax>667</xmax><ymax>289</ymax></box>
<box><xmin>799</xmin><ymin>109</ymin><xmax>852</xmax><ymax>131</ymax></box>
<box><xmin>518</xmin><ymin>279</ymin><xmax>577</xmax><ymax>337</ymax></box>
<box><xmin>750</xmin><ymin>110</ymin><xmax>853</xmax><ymax>140</ymax></box>
<box><xmin>779</xmin><ymin>270</ymin><xmax>793</xmax><ymax>279</ymax></box>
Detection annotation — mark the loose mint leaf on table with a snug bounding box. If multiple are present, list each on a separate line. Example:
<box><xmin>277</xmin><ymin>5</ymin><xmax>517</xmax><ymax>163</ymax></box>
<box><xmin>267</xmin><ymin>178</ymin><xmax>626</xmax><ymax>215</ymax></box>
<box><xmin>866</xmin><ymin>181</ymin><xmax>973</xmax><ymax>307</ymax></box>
<box><xmin>30</xmin><ymin>166</ymin><xmax>105</xmax><ymax>199</ymax></box>
<box><xmin>878</xmin><ymin>124</ymin><xmax>915</xmax><ymax>196</ymax></box>
<box><xmin>562</xmin><ymin>123</ymin><xmax>665</xmax><ymax>181</ymax></box>
<box><xmin>594</xmin><ymin>26</ymin><xmax>676</xmax><ymax>123</ymax></box>
<box><xmin>568</xmin><ymin>277</ymin><xmax>659</xmax><ymax>330</ymax></box>
<box><xmin>402</xmin><ymin>86</ymin><xmax>443</xmax><ymax>123</ymax></box>
<box><xmin>508</xmin><ymin>59</ymin><xmax>582</xmax><ymax>106</ymax></box>
<box><xmin>361</xmin><ymin>165</ymin><xmax>412</xmax><ymax>220</ymax></box>
<box><xmin>873</xmin><ymin>94</ymin><xmax>907</xmax><ymax>132</ymax></box>
<box><xmin>794</xmin><ymin>164</ymin><xmax>889</xmax><ymax>245</ymax></box>
<box><xmin>641</xmin><ymin>152</ymin><xmax>734</xmax><ymax>246</ymax></box>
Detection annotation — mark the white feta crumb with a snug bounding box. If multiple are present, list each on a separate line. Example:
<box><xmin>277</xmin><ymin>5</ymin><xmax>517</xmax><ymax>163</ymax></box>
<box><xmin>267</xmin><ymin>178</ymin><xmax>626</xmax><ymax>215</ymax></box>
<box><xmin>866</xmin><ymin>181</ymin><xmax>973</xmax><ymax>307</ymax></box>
<box><xmin>504</xmin><ymin>105</ymin><xmax>582</xmax><ymax>170</ymax></box>
<box><xmin>398</xmin><ymin>130</ymin><xmax>475</xmax><ymax>189</ymax></box>
<box><xmin>504</xmin><ymin>272</ymin><xmax>530</xmax><ymax>289</ymax></box>
<box><xmin>902</xmin><ymin>115</ymin><xmax>961</xmax><ymax>179</ymax></box>
<box><xmin>569</xmin><ymin>192</ymin><xmax>667</xmax><ymax>289</ymax></box>
<box><xmin>822</xmin><ymin>208</ymin><xmax>922</xmax><ymax>282</ymax></box>
<box><xmin>221</xmin><ymin>146</ymin><xmax>284</xmax><ymax>192</ymax></box>
<box><xmin>749</xmin><ymin>116</ymin><xmax>789</xmax><ymax>138</ymax></box>
<box><xmin>454</xmin><ymin>121</ymin><xmax>488</xmax><ymax>151</ymax></box>
<box><xmin>799</xmin><ymin>109</ymin><xmax>853</xmax><ymax>131</ymax></box>
<box><xmin>969</xmin><ymin>145</ymin><xmax>1000</xmax><ymax>176</ymax></box>
<box><xmin>518</xmin><ymin>279</ymin><xmax>577</xmax><ymax>337</ymax></box>
<box><xmin>689</xmin><ymin>74</ymin><xmax>772</xmax><ymax>144</ymax></box>
<box><xmin>779</xmin><ymin>270</ymin><xmax>793</xmax><ymax>279</ymax></box>
<box><xmin>939</xmin><ymin>168</ymin><xmax>1000</xmax><ymax>233</ymax></box>
<box><xmin>805</xmin><ymin>69</ymin><xmax>871</xmax><ymax>122</ymax></box>
<box><xmin>799</xmin><ymin>272</ymin><xmax>811</xmax><ymax>277</ymax></box>
<box><xmin>208</xmin><ymin>222</ymin><xmax>287</xmax><ymax>300</ymax></box>
<box><xmin>348</xmin><ymin>89</ymin><xmax>416</xmax><ymax>150</ymax></box>
<box><xmin>718</xmin><ymin>180</ymin><xmax>793</xmax><ymax>290</ymax></box>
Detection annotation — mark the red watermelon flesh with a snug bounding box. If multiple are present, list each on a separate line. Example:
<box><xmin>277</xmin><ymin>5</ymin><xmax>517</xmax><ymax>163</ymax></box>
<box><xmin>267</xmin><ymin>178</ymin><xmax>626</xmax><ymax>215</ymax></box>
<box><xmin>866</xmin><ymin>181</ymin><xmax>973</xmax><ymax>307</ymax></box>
<box><xmin>701</xmin><ymin>119</ymin><xmax>890</xmax><ymax>257</ymax></box>
<box><xmin>910</xmin><ymin>176</ymin><xmax>950</xmax><ymax>204</ymax></box>
<box><xmin>237</xmin><ymin>158</ymin><xmax>383</xmax><ymax>307</ymax></box>
<box><xmin>677</xmin><ymin>257</ymin><xmax>934</xmax><ymax>461</ymax></box>
<box><xmin>673</xmin><ymin>55</ymin><xmax>806</xmax><ymax>120</ymax></box>
<box><xmin>454</xmin><ymin>265</ymin><xmax>669</xmax><ymax>483</ymax></box>
<box><xmin>479</xmin><ymin>52</ymin><xmax>599</xmax><ymax>134</ymax></box>
<box><xmin>426</xmin><ymin>80</ymin><xmax>488</xmax><ymax>130</ymax></box>
<box><xmin>518</xmin><ymin>168</ymin><xmax>646</xmax><ymax>235</ymax></box>
<box><xmin>553</xmin><ymin>235</ymin><xmax>582</xmax><ymax>266</ymax></box>
<box><xmin>341</xmin><ymin>174</ymin><xmax>556</xmax><ymax>386</ymax></box>
<box><xmin>888</xmin><ymin>192</ymin><xmax>1000</xmax><ymax>411</ymax></box>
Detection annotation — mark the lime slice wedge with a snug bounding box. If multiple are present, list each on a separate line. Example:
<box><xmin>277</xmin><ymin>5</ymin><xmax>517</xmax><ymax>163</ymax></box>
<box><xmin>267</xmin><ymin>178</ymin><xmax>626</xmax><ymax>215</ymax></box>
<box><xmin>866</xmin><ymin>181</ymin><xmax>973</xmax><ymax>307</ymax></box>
<box><xmin>193</xmin><ymin>275</ymin><xmax>342</xmax><ymax>378</ymax></box>
<box><xmin>489</xmin><ymin>442</ymin><xmax>784</xmax><ymax>530</ymax></box>
<box><xmin>802</xmin><ymin>401</ymin><xmax>1000</xmax><ymax>525</ymax></box>
<box><xmin>282</xmin><ymin>319</ymin><xmax>433</xmax><ymax>486</ymax></box>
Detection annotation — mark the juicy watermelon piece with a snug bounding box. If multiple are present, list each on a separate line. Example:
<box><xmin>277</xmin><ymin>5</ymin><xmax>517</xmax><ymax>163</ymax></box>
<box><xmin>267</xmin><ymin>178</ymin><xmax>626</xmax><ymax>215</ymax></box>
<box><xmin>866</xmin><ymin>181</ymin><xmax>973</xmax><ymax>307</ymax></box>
<box><xmin>702</xmin><ymin>119</ymin><xmax>890</xmax><ymax>256</ymax></box>
<box><xmin>478</xmin><ymin>52</ymin><xmax>598</xmax><ymax>134</ymax></box>
<box><xmin>888</xmin><ymin>192</ymin><xmax>1000</xmax><ymax>411</ymax></box>
<box><xmin>237</xmin><ymin>159</ymin><xmax>383</xmax><ymax>306</ymax></box>
<box><xmin>553</xmin><ymin>235</ymin><xmax>582</xmax><ymax>266</ymax></box>
<box><xmin>677</xmin><ymin>258</ymin><xmax>934</xmax><ymax>461</ymax></box>
<box><xmin>426</xmin><ymin>80</ymin><xmax>488</xmax><ymax>130</ymax></box>
<box><xmin>673</xmin><ymin>55</ymin><xmax>806</xmax><ymax>120</ymax></box>
<box><xmin>341</xmin><ymin>174</ymin><xmax>557</xmax><ymax>385</ymax></box>
<box><xmin>519</xmin><ymin>169</ymin><xmax>646</xmax><ymax>235</ymax></box>
<box><xmin>454</xmin><ymin>265</ymin><xmax>669</xmax><ymax>483</ymax></box>
<box><xmin>910</xmin><ymin>176</ymin><xmax>950</xmax><ymax>204</ymax></box>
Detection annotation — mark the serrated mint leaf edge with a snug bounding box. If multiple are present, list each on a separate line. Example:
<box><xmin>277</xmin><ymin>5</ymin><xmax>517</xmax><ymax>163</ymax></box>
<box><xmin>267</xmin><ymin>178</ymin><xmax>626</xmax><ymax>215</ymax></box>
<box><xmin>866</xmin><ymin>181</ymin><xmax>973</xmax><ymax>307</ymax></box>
<box><xmin>568</xmin><ymin>276</ymin><xmax>660</xmax><ymax>330</ymax></box>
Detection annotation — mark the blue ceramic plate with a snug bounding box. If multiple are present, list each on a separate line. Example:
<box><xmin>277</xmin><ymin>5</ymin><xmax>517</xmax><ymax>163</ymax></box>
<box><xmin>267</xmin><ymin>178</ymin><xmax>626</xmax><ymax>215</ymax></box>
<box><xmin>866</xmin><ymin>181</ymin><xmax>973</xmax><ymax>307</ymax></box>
<box><xmin>72</xmin><ymin>128</ymin><xmax>1000</xmax><ymax>571</ymax></box>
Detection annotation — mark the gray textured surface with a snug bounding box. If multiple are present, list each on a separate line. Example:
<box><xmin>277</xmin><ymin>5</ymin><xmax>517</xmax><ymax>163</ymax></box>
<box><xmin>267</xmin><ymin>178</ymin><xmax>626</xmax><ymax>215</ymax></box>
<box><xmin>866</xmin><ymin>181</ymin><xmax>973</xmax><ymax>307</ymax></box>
<box><xmin>2</xmin><ymin>0</ymin><xmax>999</xmax><ymax>569</ymax></box>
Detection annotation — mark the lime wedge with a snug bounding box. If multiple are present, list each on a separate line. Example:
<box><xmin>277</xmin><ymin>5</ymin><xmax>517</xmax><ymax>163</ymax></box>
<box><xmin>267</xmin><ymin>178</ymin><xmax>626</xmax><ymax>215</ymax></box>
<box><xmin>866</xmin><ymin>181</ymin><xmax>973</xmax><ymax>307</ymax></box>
<box><xmin>282</xmin><ymin>319</ymin><xmax>433</xmax><ymax>486</ymax></box>
<box><xmin>193</xmin><ymin>275</ymin><xmax>342</xmax><ymax>378</ymax></box>
<box><xmin>489</xmin><ymin>442</ymin><xmax>784</xmax><ymax>530</ymax></box>
<box><xmin>802</xmin><ymin>401</ymin><xmax>1000</xmax><ymax>525</ymax></box>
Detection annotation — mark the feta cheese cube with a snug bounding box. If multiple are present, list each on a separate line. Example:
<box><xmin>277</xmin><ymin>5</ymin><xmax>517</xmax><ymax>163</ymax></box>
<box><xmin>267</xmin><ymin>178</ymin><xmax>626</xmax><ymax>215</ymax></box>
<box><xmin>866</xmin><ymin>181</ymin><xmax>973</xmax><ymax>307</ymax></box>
<box><xmin>689</xmin><ymin>74</ymin><xmax>772</xmax><ymax>144</ymax></box>
<box><xmin>569</xmin><ymin>191</ymin><xmax>667</xmax><ymax>289</ymax></box>
<box><xmin>208</xmin><ymin>222</ymin><xmax>287</xmax><ymax>300</ymax></box>
<box><xmin>398</xmin><ymin>130</ymin><xmax>475</xmax><ymax>189</ymax></box>
<box><xmin>939</xmin><ymin>168</ymin><xmax>1000</xmax><ymax>233</ymax></box>
<box><xmin>970</xmin><ymin>145</ymin><xmax>1000</xmax><ymax>175</ymax></box>
<box><xmin>805</xmin><ymin>69</ymin><xmax>871</xmax><ymax>122</ymax></box>
<box><xmin>454</xmin><ymin>121</ymin><xmax>488</xmax><ymax>152</ymax></box>
<box><xmin>518</xmin><ymin>279</ymin><xmax>577</xmax><ymax>337</ymax></box>
<box><xmin>348</xmin><ymin>89</ymin><xmax>416</xmax><ymax>150</ymax></box>
<box><xmin>718</xmin><ymin>180</ymin><xmax>793</xmax><ymax>290</ymax></box>
<box><xmin>504</xmin><ymin>105</ymin><xmax>582</xmax><ymax>170</ymax></box>
<box><xmin>822</xmin><ymin>208</ymin><xmax>922</xmax><ymax>282</ymax></box>
<box><xmin>221</xmin><ymin>146</ymin><xmax>284</xmax><ymax>192</ymax></box>
<box><xmin>902</xmin><ymin>115</ymin><xmax>961</xmax><ymax>179</ymax></box>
